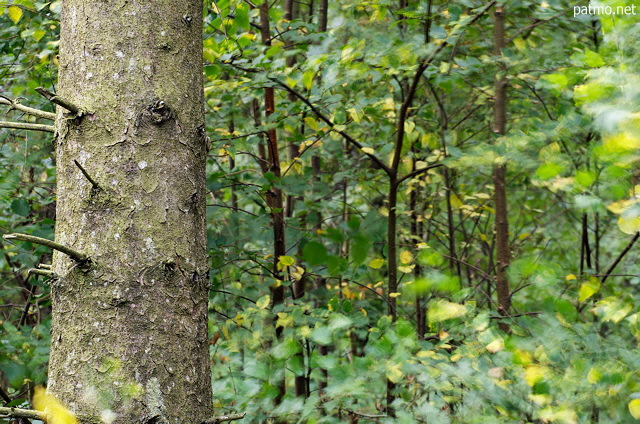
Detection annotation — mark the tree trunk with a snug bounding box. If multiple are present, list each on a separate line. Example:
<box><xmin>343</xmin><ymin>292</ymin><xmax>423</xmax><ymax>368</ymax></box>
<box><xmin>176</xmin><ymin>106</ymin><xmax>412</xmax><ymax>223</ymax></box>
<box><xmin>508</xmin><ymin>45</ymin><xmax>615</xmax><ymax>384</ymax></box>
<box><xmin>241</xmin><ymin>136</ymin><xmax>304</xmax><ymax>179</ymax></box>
<box><xmin>49</xmin><ymin>2</ymin><xmax>212</xmax><ymax>423</ymax></box>
<box><xmin>492</xmin><ymin>5</ymin><xmax>511</xmax><ymax>329</ymax></box>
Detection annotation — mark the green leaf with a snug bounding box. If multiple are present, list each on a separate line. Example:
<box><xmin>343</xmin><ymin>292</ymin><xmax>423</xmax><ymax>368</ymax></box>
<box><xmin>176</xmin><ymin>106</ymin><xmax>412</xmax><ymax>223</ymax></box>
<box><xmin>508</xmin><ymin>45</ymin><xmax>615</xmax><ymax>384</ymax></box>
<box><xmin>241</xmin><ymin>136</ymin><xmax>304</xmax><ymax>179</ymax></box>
<box><xmin>310</xmin><ymin>325</ymin><xmax>332</xmax><ymax>345</ymax></box>
<box><xmin>350</xmin><ymin>234</ymin><xmax>370</xmax><ymax>266</ymax></box>
<box><xmin>535</xmin><ymin>163</ymin><xmax>563</xmax><ymax>180</ymax></box>
<box><xmin>303</xmin><ymin>241</ymin><xmax>327</xmax><ymax>266</ymax></box>
<box><xmin>584</xmin><ymin>50</ymin><xmax>605</xmax><ymax>68</ymax></box>
<box><xmin>11</xmin><ymin>199</ymin><xmax>30</xmax><ymax>217</ymax></box>
<box><xmin>555</xmin><ymin>299</ymin><xmax>578</xmax><ymax>322</ymax></box>
<box><xmin>234</xmin><ymin>3</ymin><xmax>249</xmax><ymax>30</ymax></box>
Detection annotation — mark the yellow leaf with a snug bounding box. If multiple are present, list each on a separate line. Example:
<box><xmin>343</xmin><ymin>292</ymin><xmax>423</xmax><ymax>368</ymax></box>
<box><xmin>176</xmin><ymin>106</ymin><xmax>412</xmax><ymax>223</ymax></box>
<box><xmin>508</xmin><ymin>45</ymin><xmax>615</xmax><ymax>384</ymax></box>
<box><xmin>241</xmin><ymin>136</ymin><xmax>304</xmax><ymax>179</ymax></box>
<box><xmin>416</xmin><ymin>242</ymin><xmax>429</xmax><ymax>249</ymax></box>
<box><xmin>348</xmin><ymin>107</ymin><xmax>362</xmax><ymax>123</ymax></box>
<box><xmin>299</xmin><ymin>325</ymin><xmax>311</xmax><ymax>337</ymax></box>
<box><xmin>291</xmin><ymin>266</ymin><xmax>305</xmax><ymax>281</ymax></box>
<box><xmin>587</xmin><ymin>367</ymin><xmax>601</xmax><ymax>384</ymax></box>
<box><xmin>398</xmin><ymin>265</ymin><xmax>414</xmax><ymax>273</ymax></box>
<box><xmin>608</xmin><ymin>199</ymin><xmax>632</xmax><ymax>215</ymax></box>
<box><xmin>524</xmin><ymin>365</ymin><xmax>547</xmax><ymax>387</ymax></box>
<box><xmin>33</xmin><ymin>386</ymin><xmax>78</xmax><ymax>424</ymax></box>
<box><xmin>604</xmin><ymin>132</ymin><xmax>640</xmax><ymax>151</ymax></box>
<box><xmin>449</xmin><ymin>194</ymin><xmax>463</xmax><ymax>209</ymax></box>
<box><xmin>630</xmin><ymin>399</ymin><xmax>640</xmax><ymax>419</ymax></box>
<box><xmin>618</xmin><ymin>214</ymin><xmax>640</xmax><ymax>235</ymax></box>
<box><xmin>566</xmin><ymin>274</ymin><xmax>577</xmax><ymax>281</ymax></box>
<box><xmin>256</xmin><ymin>294</ymin><xmax>270</xmax><ymax>310</ymax></box>
<box><xmin>8</xmin><ymin>6</ymin><xmax>23</xmax><ymax>24</ymax></box>
<box><xmin>485</xmin><ymin>338</ymin><xmax>505</xmax><ymax>353</ymax></box>
<box><xmin>276</xmin><ymin>312</ymin><xmax>294</xmax><ymax>328</ymax></box>
<box><xmin>385</xmin><ymin>362</ymin><xmax>404</xmax><ymax>383</ymax></box>
<box><xmin>513</xmin><ymin>38</ymin><xmax>526</xmax><ymax>51</ymax></box>
<box><xmin>578</xmin><ymin>277</ymin><xmax>600</xmax><ymax>302</ymax></box>
<box><xmin>360</xmin><ymin>308</ymin><xmax>367</xmax><ymax>317</ymax></box>
<box><xmin>399</xmin><ymin>249</ymin><xmax>413</xmax><ymax>265</ymax></box>
<box><xmin>304</xmin><ymin>116</ymin><xmax>319</xmax><ymax>131</ymax></box>
<box><xmin>383</xmin><ymin>97</ymin><xmax>395</xmax><ymax>111</ymax></box>
<box><xmin>33</xmin><ymin>29</ymin><xmax>46</xmax><ymax>42</ymax></box>
<box><xmin>388</xmin><ymin>292</ymin><xmax>401</xmax><ymax>298</ymax></box>
<box><xmin>428</xmin><ymin>299</ymin><xmax>467</xmax><ymax>323</ymax></box>
<box><xmin>368</xmin><ymin>258</ymin><xmax>384</xmax><ymax>269</ymax></box>
<box><xmin>361</xmin><ymin>147</ymin><xmax>375</xmax><ymax>155</ymax></box>
<box><xmin>278</xmin><ymin>255</ymin><xmax>295</xmax><ymax>267</ymax></box>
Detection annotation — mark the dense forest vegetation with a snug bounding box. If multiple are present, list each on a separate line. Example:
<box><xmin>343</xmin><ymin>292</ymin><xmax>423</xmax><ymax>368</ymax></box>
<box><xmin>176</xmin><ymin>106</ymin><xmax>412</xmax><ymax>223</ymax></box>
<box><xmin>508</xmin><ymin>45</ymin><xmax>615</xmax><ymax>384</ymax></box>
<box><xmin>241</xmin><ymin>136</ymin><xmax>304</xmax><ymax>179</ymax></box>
<box><xmin>1</xmin><ymin>0</ymin><xmax>640</xmax><ymax>422</ymax></box>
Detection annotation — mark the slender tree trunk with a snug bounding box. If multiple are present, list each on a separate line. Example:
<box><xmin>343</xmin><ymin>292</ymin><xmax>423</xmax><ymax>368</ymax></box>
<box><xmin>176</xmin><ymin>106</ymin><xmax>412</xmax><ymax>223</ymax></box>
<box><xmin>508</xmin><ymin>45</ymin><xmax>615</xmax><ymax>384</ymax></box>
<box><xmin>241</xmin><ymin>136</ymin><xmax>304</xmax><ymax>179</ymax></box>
<box><xmin>258</xmin><ymin>2</ymin><xmax>286</xmax><ymax>309</ymax></box>
<box><xmin>492</xmin><ymin>5</ymin><xmax>511</xmax><ymax>329</ymax></box>
<box><xmin>318</xmin><ymin>0</ymin><xmax>329</xmax><ymax>32</ymax></box>
<box><xmin>49</xmin><ymin>1</ymin><xmax>212</xmax><ymax>422</ymax></box>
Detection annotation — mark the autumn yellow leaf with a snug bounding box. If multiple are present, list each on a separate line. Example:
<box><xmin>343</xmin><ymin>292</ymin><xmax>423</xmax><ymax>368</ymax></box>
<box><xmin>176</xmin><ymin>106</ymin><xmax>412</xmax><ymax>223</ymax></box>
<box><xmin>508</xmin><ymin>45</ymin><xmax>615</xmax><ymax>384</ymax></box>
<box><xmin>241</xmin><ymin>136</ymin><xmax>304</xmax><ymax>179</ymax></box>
<box><xmin>629</xmin><ymin>399</ymin><xmax>640</xmax><ymax>419</ymax></box>
<box><xmin>399</xmin><ymin>249</ymin><xmax>413</xmax><ymax>265</ymax></box>
<box><xmin>33</xmin><ymin>386</ymin><xmax>78</xmax><ymax>424</ymax></box>
<box><xmin>8</xmin><ymin>6</ymin><xmax>23</xmax><ymax>24</ymax></box>
<box><xmin>368</xmin><ymin>258</ymin><xmax>384</xmax><ymax>269</ymax></box>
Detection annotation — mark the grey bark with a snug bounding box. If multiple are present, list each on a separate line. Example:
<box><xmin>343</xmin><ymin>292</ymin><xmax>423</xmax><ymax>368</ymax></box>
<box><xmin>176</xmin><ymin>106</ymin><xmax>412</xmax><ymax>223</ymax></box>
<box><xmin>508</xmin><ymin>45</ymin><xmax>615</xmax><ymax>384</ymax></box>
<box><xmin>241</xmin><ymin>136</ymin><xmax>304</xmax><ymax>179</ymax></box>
<box><xmin>49</xmin><ymin>1</ymin><xmax>212</xmax><ymax>423</ymax></box>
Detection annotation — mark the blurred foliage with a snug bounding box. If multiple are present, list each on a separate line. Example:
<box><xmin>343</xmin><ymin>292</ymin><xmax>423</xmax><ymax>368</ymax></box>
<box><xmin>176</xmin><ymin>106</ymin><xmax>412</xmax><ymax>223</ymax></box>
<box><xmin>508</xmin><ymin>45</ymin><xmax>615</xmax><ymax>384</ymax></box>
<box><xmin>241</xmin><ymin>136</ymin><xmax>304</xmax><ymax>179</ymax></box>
<box><xmin>2</xmin><ymin>0</ymin><xmax>640</xmax><ymax>422</ymax></box>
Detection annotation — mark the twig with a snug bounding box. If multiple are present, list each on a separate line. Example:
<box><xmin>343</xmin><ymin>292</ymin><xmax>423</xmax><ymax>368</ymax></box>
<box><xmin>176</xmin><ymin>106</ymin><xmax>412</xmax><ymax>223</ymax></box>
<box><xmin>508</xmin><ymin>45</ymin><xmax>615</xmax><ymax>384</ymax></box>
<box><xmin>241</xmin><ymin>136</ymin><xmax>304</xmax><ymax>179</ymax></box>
<box><xmin>202</xmin><ymin>412</ymin><xmax>246</xmax><ymax>423</ymax></box>
<box><xmin>267</xmin><ymin>77</ymin><xmax>392</xmax><ymax>175</ymax></box>
<box><xmin>396</xmin><ymin>163</ymin><xmax>443</xmax><ymax>185</ymax></box>
<box><xmin>0</xmin><ymin>120</ymin><xmax>54</xmax><ymax>133</ymax></box>
<box><xmin>35</xmin><ymin>87</ymin><xmax>84</xmax><ymax>115</ymax></box>
<box><xmin>344</xmin><ymin>409</ymin><xmax>387</xmax><ymax>419</ymax></box>
<box><xmin>602</xmin><ymin>232</ymin><xmax>639</xmax><ymax>283</ymax></box>
<box><xmin>28</xmin><ymin>268</ymin><xmax>57</xmax><ymax>278</ymax></box>
<box><xmin>506</xmin><ymin>9</ymin><xmax>568</xmax><ymax>44</ymax></box>
<box><xmin>3</xmin><ymin>233</ymin><xmax>88</xmax><ymax>262</ymax></box>
<box><xmin>74</xmin><ymin>160</ymin><xmax>100</xmax><ymax>190</ymax></box>
<box><xmin>0</xmin><ymin>95</ymin><xmax>56</xmax><ymax>120</ymax></box>
<box><xmin>0</xmin><ymin>407</ymin><xmax>44</xmax><ymax>421</ymax></box>
<box><xmin>206</xmin><ymin>204</ymin><xmax>258</xmax><ymax>217</ymax></box>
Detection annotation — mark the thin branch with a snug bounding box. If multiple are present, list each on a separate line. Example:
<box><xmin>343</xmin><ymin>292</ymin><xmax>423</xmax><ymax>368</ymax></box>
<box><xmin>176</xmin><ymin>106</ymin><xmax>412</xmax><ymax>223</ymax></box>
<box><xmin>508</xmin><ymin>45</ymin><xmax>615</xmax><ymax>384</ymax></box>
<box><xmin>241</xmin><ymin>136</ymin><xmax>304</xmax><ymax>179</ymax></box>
<box><xmin>74</xmin><ymin>160</ymin><xmax>101</xmax><ymax>190</ymax></box>
<box><xmin>267</xmin><ymin>77</ymin><xmax>392</xmax><ymax>175</ymax></box>
<box><xmin>396</xmin><ymin>163</ymin><xmax>444</xmax><ymax>185</ymax></box>
<box><xmin>0</xmin><ymin>95</ymin><xmax>56</xmax><ymax>120</ymax></box>
<box><xmin>206</xmin><ymin>203</ymin><xmax>259</xmax><ymax>217</ymax></box>
<box><xmin>506</xmin><ymin>9</ymin><xmax>568</xmax><ymax>44</ymax></box>
<box><xmin>3</xmin><ymin>233</ymin><xmax>88</xmax><ymax>262</ymax></box>
<box><xmin>602</xmin><ymin>232</ymin><xmax>639</xmax><ymax>283</ymax></box>
<box><xmin>0</xmin><ymin>407</ymin><xmax>44</xmax><ymax>421</ymax></box>
<box><xmin>35</xmin><ymin>87</ymin><xmax>84</xmax><ymax>115</ymax></box>
<box><xmin>28</xmin><ymin>268</ymin><xmax>57</xmax><ymax>278</ymax></box>
<box><xmin>344</xmin><ymin>409</ymin><xmax>387</xmax><ymax>419</ymax></box>
<box><xmin>0</xmin><ymin>120</ymin><xmax>54</xmax><ymax>133</ymax></box>
<box><xmin>202</xmin><ymin>412</ymin><xmax>247</xmax><ymax>423</ymax></box>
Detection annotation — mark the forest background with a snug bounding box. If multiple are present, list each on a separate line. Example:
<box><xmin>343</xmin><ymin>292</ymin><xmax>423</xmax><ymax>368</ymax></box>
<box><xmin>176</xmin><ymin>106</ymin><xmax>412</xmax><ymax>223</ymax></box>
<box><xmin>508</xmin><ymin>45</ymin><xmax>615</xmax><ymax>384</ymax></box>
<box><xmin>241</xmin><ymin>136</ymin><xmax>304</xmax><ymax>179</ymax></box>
<box><xmin>1</xmin><ymin>0</ymin><xmax>640</xmax><ymax>422</ymax></box>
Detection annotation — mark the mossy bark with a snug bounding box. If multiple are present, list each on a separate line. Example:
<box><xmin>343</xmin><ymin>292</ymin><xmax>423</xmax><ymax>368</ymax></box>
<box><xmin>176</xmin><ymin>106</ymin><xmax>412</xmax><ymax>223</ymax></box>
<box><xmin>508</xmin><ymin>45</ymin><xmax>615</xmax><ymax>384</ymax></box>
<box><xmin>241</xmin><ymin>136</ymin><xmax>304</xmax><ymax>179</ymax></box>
<box><xmin>49</xmin><ymin>1</ymin><xmax>212</xmax><ymax>423</ymax></box>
